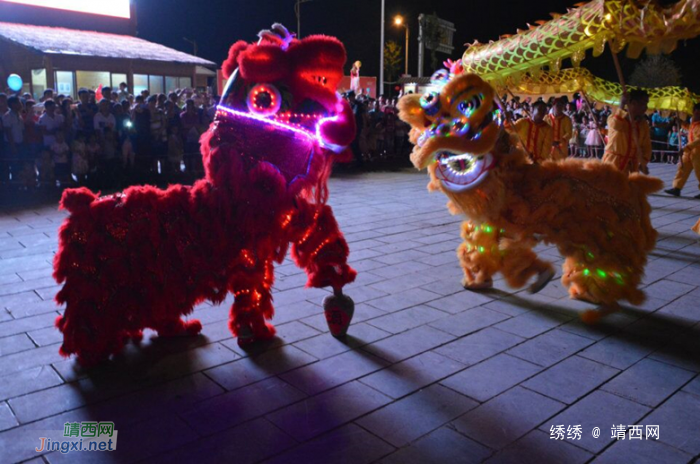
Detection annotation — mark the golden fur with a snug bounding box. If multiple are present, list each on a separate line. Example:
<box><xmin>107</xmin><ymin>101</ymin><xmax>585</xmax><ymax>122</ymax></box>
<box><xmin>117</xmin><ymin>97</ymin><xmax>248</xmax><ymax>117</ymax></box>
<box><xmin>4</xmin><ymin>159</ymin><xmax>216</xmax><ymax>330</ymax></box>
<box><xmin>399</xmin><ymin>73</ymin><xmax>663</xmax><ymax>313</ymax></box>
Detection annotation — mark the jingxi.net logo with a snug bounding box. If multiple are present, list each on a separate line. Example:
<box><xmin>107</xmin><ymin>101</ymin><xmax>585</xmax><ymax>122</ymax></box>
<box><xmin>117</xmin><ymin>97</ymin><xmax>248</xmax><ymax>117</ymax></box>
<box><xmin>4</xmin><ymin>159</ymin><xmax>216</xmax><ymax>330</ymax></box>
<box><xmin>35</xmin><ymin>422</ymin><xmax>118</xmax><ymax>454</ymax></box>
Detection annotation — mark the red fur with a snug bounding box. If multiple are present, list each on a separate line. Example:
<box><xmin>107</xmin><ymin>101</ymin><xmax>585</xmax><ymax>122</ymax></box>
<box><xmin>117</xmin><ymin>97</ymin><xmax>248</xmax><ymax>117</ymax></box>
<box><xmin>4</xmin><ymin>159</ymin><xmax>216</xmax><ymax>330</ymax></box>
<box><xmin>53</xmin><ymin>30</ymin><xmax>357</xmax><ymax>367</ymax></box>
<box><xmin>222</xmin><ymin>41</ymin><xmax>249</xmax><ymax>79</ymax></box>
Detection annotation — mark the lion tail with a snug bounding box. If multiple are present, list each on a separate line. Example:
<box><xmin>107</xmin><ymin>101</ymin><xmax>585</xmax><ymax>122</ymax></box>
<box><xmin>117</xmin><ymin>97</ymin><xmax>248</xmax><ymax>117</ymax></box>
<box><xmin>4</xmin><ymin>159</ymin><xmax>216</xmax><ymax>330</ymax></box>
<box><xmin>628</xmin><ymin>173</ymin><xmax>664</xmax><ymax>195</ymax></box>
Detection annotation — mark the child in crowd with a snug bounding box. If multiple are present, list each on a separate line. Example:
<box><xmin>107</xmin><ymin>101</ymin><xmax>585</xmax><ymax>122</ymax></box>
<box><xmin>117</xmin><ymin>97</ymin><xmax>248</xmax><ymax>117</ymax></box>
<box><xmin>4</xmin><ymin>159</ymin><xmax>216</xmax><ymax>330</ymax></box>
<box><xmin>71</xmin><ymin>134</ymin><xmax>89</xmax><ymax>185</ymax></box>
<box><xmin>167</xmin><ymin>125</ymin><xmax>184</xmax><ymax>175</ymax></box>
<box><xmin>37</xmin><ymin>149</ymin><xmax>54</xmax><ymax>185</ymax></box>
<box><xmin>122</xmin><ymin>135</ymin><xmax>136</xmax><ymax>171</ymax></box>
<box><xmin>86</xmin><ymin>134</ymin><xmax>101</xmax><ymax>173</ymax></box>
<box><xmin>51</xmin><ymin>131</ymin><xmax>70</xmax><ymax>185</ymax></box>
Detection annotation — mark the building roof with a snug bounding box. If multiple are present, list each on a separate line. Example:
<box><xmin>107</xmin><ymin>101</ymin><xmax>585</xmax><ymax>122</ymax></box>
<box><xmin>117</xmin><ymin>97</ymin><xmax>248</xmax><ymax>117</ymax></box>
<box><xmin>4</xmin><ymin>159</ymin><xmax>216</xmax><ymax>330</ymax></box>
<box><xmin>0</xmin><ymin>21</ymin><xmax>216</xmax><ymax>67</ymax></box>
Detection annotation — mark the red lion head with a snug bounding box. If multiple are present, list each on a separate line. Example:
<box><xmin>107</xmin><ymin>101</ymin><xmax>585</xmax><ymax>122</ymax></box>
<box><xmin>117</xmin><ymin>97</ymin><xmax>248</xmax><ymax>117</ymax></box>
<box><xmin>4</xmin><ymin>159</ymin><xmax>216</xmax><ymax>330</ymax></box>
<box><xmin>202</xmin><ymin>24</ymin><xmax>355</xmax><ymax>203</ymax></box>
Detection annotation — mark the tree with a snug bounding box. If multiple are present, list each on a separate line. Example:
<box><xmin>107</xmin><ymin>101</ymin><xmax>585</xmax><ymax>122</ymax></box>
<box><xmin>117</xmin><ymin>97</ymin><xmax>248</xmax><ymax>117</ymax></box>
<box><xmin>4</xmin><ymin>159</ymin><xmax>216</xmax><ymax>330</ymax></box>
<box><xmin>629</xmin><ymin>54</ymin><xmax>682</xmax><ymax>88</ymax></box>
<box><xmin>384</xmin><ymin>40</ymin><xmax>403</xmax><ymax>84</ymax></box>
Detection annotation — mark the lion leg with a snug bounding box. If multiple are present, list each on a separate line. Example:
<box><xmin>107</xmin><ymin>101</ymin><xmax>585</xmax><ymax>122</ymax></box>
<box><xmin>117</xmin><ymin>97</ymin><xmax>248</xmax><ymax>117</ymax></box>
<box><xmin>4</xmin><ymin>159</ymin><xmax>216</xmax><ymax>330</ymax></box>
<box><xmin>499</xmin><ymin>236</ymin><xmax>554</xmax><ymax>292</ymax></box>
<box><xmin>458</xmin><ymin>221</ymin><xmax>501</xmax><ymax>290</ymax></box>
<box><xmin>153</xmin><ymin>316</ymin><xmax>202</xmax><ymax>338</ymax></box>
<box><xmin>229</xmin><ymin>259</ymin><xmax>276</xmax><ymax>348</ymax></box>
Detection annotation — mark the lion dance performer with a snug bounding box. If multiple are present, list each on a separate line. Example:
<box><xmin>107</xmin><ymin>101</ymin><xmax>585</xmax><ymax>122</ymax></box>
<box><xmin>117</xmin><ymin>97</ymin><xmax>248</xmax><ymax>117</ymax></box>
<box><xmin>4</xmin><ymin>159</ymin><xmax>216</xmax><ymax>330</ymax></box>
<box><xmin>548</xmin><ymin>97</ymin><xmax>573</xmax><ymax>161</ymax></box>
<box><xmin>53</xmin><ymin>24</ymin><xmax>357</xmax><ymax>366</ymax></box>
<box><xmin>601</xmin><ymin>90</ymin><xmax>652</xmax><ymax>174</ymax></box>
<box><xmin>666</xmin><ymin>103</ymin><xmax>700</xmax><ymax>199</ymax></box>
<box><xmin>398</xmin><ymin>70</ymin><xmax>662</xmax><ymax>321</ymax></box>
<box><xmin>514</xmin><ymin>101</ymin><xmax>554</xmax><ymax>163</ymax></box>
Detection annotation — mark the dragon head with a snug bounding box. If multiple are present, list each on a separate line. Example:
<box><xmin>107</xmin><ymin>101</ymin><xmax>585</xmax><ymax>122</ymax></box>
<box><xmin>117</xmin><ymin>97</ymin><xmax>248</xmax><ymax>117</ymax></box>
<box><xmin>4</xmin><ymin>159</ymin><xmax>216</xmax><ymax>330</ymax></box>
<box><xmin>398</xmin><ymin>72</ymin><xmax>504</xmax><ymax>194</ymax></box>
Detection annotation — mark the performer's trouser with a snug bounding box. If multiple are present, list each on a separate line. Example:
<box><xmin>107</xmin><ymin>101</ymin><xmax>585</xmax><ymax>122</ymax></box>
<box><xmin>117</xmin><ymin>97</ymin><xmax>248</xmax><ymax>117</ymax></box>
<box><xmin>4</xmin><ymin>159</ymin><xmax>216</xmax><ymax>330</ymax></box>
<box><xmin>552</xmin><ymin>143</ymin><xmax>568</xmax><ymax>161</ymax></box>
<box><xmin>602</xmin><ymin>152</ymin><xmax>636</xmax><ymax>174</ymax></box>
<box><xmin>672</xmin><ymin>150</ymin><xmax>700</xmax><ymax>190</ymax></box>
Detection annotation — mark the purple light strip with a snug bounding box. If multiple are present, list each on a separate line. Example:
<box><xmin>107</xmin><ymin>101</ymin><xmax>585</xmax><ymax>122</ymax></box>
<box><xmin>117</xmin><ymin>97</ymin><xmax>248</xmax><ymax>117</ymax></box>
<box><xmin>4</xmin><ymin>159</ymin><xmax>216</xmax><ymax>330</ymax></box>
<box><xmin>216</xmin><ymin>104</ymin><xmax>321</xmax><ymax>144</ymax></box>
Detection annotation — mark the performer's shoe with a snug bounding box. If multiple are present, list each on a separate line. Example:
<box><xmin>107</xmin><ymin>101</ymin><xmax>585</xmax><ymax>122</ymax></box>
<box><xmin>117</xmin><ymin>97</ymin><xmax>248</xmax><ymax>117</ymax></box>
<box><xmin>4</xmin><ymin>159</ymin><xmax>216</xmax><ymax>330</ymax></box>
<box><xmin>529</xmin><ymin>268</ymin><xmax>555</xmax><ymax>294</ymax></box>
<box><xmin>462</xmin><ymin>278</ymin><xmax>493</xmax><ymax>291</ymax></box>
<box><xmin>664</xmin><ymin>188</ymin><xmax>681</xmax><ymax>197</ymax></box>
<box><xmin>572</xmin><ymin>291</ymin><xmax>601</xmax><ymax>305</ymax></box>
<box><xmin>581</xmin><ymin>304</ymin><xmax>620</xmax><ymax>324</ymax></box>
<box><xmin>236</xmin><ymin>325</ymin><xmax>256</xmax><ymax>348</ymax></box>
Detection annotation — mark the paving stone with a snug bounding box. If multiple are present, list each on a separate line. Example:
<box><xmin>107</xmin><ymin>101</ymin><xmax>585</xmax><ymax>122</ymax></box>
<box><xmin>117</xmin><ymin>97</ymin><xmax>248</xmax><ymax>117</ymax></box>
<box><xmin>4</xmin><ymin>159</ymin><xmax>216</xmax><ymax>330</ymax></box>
<box><xmin>362</xmin><ymin>325</ymin><xmax>455</xmax><ymax>364</ymax></box>
<box><xmin>601</xmin><ymin>358</ymin><xmax>695</xmax><ymax>407</ymax></box>
<box><xmin>293</xmin><ymin>322</ymin><xmax>390</xmax><ymax>359</ymax></box>
<box><xmin>430</xmin><ymin>307</ymin><xmax>510</xmax><ymax>337</ymax></box>
<box><xmin>280</xmin><ymin>349</ymin><xmax>388</xmax><ymax>395</ymax></box>
<box><xmin>0</xmin><ymin>333</ymin><xmax>35</xmax><ymax>356</ymax></box>
<box><xmin>486</xmin><ymin>430</ymin><xmax>592</xmax><ymax>464</ymax></box>
<box><xmin>267</xmin><ymin>381</ymin><xmax>391</xmax><ymax>441</ymax></box>
<box><xmin>452</xmin><ymin>386</ymin><xmax>565</xmax><ymax>449</ymax></box>
<box><xmin>522</xmin><ymin>356</ymin><xmax>620</xmax><ymax>404</ymax></box>
<box><xmin>593</xmin><ymin>437</ymin><xmax>693</xmax><ymax>464</ymax></box>
<box><xmin>0</xmin><ymin>365</ymin><xmax>64</xmax><ymax>401</ymax></box>
<box><xmin>6</xmin><ymin>299</ymin><xmax>62</xmax><ymax>319</ymax></box>
<box><xmin>47</xmin><ymin>413</ymin><xmax>198</xmax><ymax>464</ymax></box>
<box><xmin>436</xmin><ymin>328</ymin><xmax>525</xmax><ymax>366</ymax></box>
<box><xmin>367</xmin><ymin>305</ymin><xmax>448</xmax><ymax>334</ymax></box>
<box><xmin>262</xmin><ymin>423</ymin><xmax>394</xmax><ymax>464</ymax></box>
<box><xmin>441</xmin><ymin>354</ymin><xmax>542</xmax><ymax>402</ymax></box>
<box><xmin>507</xmin><ymin>329</ymin><xmax>594</xmax><ymax>367</ymax></box>
<box><xmin>179</xmin><ymin>377</ymin><xmax>306</xmax><ymax>436</ymax></box>
<box><xmin>379</xmin><ymin>427</ymin><xmax>492</xmax><ymax>464</ymax></box>
<box><xmin>682</xmin><ymin>375</ymin><xmax>700</xmax><ymax>397</ymax></box>
<box><xmin>642</xmin><ymin>279</ymin><xmax>695</xmax><ymax>302</ymax></box>
<box><xmin>656</xmin><ymin>292</ymin><xmax>700</xmax><ymax>324</ymax></box>
<box><xmin>365</xmin><ymin>287</ymin><xmax>441</xmax><ymax>313</ymax></box>
<box><xmin>578</xmin><ymin>333</ymin><xmax>660</xmax><ymax>370</ymax></box>
<box><xmin>204</xmin><ymin>345</ymin><xmax>317</xmax><ymax>391</ymax></box>
<box><xmin>647</xmin><ymin>334</ymin><xmax>700</xmax><ymax>373</ymax></box>
<box><xmin>0</xmin><ymin>402</ymin><xmax>18</xmax><ymax>432</ymax></box>
<box><xmin>0</xmin><ymin>344</ymin><xmax>65</xmax><ymax>378</ymax></box>
<box><xmin>426</xmin><ymin>291</ymin><xmax>495</xmax><ymax>314</ymax></box>
<box><xmin>358</xmin><ymin>384</ymin><xmax>478</xmax><ymax>447</ymax></box>
<box><xmin>150</xmin><ymin>418</ymin><xmax>298</xmax><ymax>464</ymax></box>
<box><xmin>541</xmin><ymin>390</ymin><xmax>651</xmax><ymax>453</ymax></box>
<box><xmin>641</xmin><ymin>391</ymin><xmax>700</xmax><ymax>455</ymax></box>
<box><xmin>495</xmin><ymin>310</ymin><xmax>572</xmax><ymax>338</ymax></box>
<box><xmin>0</xmin><ymin>313</ymin><xmax>57</xmax><ymax>339</ymax></box>
<box><xmin>360</xmin><ymin>351</ymin><xmax>466</xmax><ymax>399</ymax></box>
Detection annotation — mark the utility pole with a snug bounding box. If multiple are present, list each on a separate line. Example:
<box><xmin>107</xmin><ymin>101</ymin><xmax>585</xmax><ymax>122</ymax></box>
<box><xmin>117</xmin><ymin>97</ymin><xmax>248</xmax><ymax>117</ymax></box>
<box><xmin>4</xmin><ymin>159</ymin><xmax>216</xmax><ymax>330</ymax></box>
<box><xmin>183</xmin><ymin>37</ymin><xmax>198</xmax><ymax>57</ymax></box>
<box><xmin>380</xmin><ymin>0</ymin><xmax>385</xmax><ymax>97</ymax></box>
<box><xmin>295</xmin><ymin>0</ymin><xmax>313</xmax><ymax>38</ymax></box>
<box><xmin>417</xmin><ymin>14</ymin><xmax>424</xmax><ymax>78</ymax></box>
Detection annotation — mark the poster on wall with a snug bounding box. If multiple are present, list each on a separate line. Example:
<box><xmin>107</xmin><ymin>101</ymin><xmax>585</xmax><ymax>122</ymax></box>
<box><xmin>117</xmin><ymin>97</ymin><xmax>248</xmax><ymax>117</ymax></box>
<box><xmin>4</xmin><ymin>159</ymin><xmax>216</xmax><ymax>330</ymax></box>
<box><xmin>0</xmin><ymin>0</ymin><xmax>130</xmax><ymax>19</ymax></box>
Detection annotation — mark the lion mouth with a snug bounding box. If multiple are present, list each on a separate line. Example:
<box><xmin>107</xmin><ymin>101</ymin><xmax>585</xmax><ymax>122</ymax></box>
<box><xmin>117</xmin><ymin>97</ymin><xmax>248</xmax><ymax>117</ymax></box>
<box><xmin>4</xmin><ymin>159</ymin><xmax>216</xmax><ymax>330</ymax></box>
<box><xmin>433</xmin><ymin>151</ymin><xmax>495</xmax><ymax>192</ymax></box>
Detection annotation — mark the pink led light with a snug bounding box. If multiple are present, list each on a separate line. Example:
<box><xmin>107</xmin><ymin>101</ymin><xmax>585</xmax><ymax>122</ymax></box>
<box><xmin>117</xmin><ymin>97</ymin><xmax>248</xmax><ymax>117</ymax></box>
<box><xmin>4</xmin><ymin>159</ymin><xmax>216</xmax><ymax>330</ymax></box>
<box><xmin>216</xmin><ymin>105</ymin><xmax>321</xmax><ymax>144</ymax></box>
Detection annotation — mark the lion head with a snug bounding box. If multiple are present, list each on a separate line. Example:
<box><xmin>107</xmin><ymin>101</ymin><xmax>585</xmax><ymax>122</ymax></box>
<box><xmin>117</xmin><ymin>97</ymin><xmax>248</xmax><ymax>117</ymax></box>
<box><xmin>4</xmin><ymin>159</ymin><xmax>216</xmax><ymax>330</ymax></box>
<box><xmin>398</xmin><ymin>72</ymin><xmax>504</xmax><ymax>194</ymax></box>
<box><xmin>202</xmin><ymin>24</ymin><xmax>355</xmax><ymax>204</ymax></box>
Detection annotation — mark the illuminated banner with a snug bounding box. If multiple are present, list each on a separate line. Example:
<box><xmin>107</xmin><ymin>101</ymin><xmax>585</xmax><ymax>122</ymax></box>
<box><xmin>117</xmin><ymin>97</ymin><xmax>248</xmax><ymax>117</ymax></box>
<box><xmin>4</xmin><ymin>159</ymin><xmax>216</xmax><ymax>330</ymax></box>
<box><xmin>1</xmin><ymin>0</ymin><xmax>131</xmax><ymax>19</ymax></box>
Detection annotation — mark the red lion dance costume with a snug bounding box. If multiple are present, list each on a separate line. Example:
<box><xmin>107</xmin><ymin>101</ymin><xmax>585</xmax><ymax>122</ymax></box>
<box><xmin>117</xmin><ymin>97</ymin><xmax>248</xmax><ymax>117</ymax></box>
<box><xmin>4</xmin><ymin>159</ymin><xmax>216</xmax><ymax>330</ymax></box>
<box><xmin>53</xmin><ymin>24</ymin><xmax>357</xmax><ymax>366</ymax></box>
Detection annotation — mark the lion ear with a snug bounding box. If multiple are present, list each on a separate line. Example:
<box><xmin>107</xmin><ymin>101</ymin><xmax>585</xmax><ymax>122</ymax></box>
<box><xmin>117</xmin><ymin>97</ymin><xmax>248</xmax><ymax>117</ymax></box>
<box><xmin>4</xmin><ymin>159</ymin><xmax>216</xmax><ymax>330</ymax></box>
<box><xmin>398</xmin><ymin>94</ymin><xmax>428</xmax><ymax>129</ymax></box>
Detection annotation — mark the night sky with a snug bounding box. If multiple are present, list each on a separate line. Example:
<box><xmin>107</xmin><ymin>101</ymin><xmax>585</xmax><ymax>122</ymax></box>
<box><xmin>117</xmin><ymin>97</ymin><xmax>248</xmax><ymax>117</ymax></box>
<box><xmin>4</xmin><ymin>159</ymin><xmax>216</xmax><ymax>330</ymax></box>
<box><xmin>136</xmin><ymin>0</ymin><xmax>700</xmax><ymax>92</ymax></box>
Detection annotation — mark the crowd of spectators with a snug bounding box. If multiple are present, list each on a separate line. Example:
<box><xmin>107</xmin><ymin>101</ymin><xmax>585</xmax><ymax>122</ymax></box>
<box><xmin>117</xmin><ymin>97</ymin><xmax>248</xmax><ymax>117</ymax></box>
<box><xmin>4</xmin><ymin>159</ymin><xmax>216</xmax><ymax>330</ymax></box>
<box><xmin>343</xmin><ymin>91</ymin><xmax>412</xmax><ymax>168</ymax></box>
<box><xmin>504</xmin><ymin>94</ymin><xmax>689</xmax><ymax>159</ymax></box>
<box><xmin>0</xmin><ymin>83</ymin><xmax>218</xmax><ymax>190</ymax></box>
<box><xmin>2</xmin><ymin>83</ymin><xmax>691</xmax><ymax>191</ymax></box>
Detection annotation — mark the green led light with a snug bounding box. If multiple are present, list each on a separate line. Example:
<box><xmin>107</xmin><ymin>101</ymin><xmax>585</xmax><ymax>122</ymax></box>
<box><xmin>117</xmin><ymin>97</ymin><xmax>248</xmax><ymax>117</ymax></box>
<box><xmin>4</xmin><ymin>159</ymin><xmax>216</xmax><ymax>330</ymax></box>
<box><xmin>596</xmin><ymin>269</ymin><xmax>607</xmax><ymax>278</ymax></box>
<box><xmin>478</xmin><ymin>246</ymin><xmax>485</xmax><ymax>253</ymax></box>
<box><xmin>484</xmin><ymin>226</ymin><xmax>493</xmax><ymax>233</ymax></box>
<box><xmin>587</xmin><ymin>252</ymin><xmax>595</xmax><ymax>259</ymax></box>
<box><xmin>583</xmin><ymin>268</ymin><xmax>590</xmax><ymax>276</ymax></box>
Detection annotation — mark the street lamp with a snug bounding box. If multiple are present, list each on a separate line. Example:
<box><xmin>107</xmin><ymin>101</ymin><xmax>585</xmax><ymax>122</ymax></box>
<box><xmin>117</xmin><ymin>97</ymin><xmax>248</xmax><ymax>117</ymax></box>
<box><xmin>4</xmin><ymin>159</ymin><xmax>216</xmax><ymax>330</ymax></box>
<box><xmin>394</xmin><ymin>15</ymin><xmax>409</xmax><ymax>76</ymax></box>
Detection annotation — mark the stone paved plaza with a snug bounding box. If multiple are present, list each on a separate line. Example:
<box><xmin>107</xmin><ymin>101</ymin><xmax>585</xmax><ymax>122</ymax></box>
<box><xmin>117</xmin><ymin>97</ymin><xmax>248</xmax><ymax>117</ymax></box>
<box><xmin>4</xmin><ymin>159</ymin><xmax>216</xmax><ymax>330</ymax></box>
<box><xmin>0</xmin><ymin>163</ymin><xmax>699</xmax><ymax>463</ymax></box>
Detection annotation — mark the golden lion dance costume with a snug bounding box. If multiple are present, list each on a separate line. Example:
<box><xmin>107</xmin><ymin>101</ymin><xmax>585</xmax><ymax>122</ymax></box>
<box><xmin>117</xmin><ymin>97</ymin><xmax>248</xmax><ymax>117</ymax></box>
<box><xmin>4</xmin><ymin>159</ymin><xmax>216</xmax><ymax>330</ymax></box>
<box><xmin>398</xmin><ymin>71</ymin><xmax>663</xmax><ymax>320</ymax></box>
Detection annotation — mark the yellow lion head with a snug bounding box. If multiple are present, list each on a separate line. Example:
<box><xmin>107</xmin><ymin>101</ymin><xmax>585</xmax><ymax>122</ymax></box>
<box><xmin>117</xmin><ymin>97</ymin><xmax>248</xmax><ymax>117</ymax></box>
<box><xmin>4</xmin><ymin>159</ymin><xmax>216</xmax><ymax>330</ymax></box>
<box><xmin>398</xmin><ymin>73</ymin><xmax>504</xmax><ymax>193</ymax></box>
